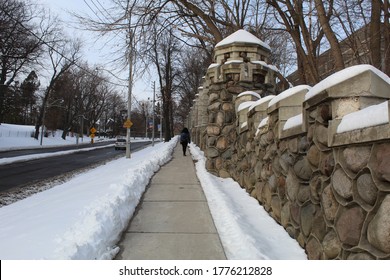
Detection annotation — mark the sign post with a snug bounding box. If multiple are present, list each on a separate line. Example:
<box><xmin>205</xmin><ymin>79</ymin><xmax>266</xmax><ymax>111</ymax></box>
<box><xmin>123</xmin><ymin>119</ymin><xmax>133</xmax><ymax>157</ymax></box>
<box><xmin>90</xmin><ymin>127</ymin><xmax>97</xmax><ymax>144</ymax></box>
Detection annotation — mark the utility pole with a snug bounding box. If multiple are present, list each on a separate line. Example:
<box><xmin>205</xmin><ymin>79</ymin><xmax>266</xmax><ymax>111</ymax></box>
<box><xmin>126</xmin><ymin>30</ymin><xmax>133</xmax><ymax>159</ymax></box>
<box><xmin>152</xmin><ymin>81</ymin><xmax>155</xmax><ymax>146</ymax></box>
<box><xmin>159</xmin><ymin>102</ymin><xmax>163</xmax><ymax>141</ymax></box>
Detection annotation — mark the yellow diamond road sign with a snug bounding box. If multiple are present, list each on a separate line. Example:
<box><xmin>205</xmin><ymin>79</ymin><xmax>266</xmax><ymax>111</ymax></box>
<box><xmin>123</xmin><ymin>119</ymin><xmax>133</xmax><ymax>128</ymax></box>
<box><xmin>90</xmin><ymin>127</ymin><xmax>97</xmax><ymax>134</ymax></box>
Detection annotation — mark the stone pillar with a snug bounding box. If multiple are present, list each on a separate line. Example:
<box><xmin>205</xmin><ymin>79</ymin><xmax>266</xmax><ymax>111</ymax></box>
<box><xmin>204</xmin><ymin>30</ymin><xmax>278</xmax><ymax>177</ymax></box>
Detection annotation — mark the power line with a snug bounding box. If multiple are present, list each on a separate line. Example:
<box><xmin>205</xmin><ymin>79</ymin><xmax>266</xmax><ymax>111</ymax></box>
<box><xmin>2</xmin><ymin>6</ymin><xmax>128</xmax><ymax>89</ymax></box>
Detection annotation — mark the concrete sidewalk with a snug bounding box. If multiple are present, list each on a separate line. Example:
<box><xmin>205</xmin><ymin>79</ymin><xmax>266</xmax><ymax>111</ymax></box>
<box><xmin>115</xmin><ymin>143</ymin><xmax>226</xmax><ymax>260</ymax></box>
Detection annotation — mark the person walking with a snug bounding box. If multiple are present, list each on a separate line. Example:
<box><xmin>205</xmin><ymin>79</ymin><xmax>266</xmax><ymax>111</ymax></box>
<box><xmin>180</xmin><ymin>127</ymin><xmax>191</xmax><ymax>156</ymax></box>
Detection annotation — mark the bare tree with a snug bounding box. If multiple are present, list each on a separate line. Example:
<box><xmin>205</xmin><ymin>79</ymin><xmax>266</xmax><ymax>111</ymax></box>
<box><xmin>20</xmin><ymin>70</ymin><xmax>40</xmax><ymax>124</ymax></box>
<box><xmin>314</xmin><ymin>0</ymin><xmax>345</xmax><ymax>71</ymax></box>
<box><xmin>384</xmin><ymin>0</ymin><xmax>390</xmax><ymax>76</ymax></box>
<box><xmin>34</xmin><ymin>38</ymin><xmax>81</xmax><ymax>140</ymax></box>
<box><xmin>150</xmin><ymin>28</ymin><xmax>180</xmax><ymax>141</ymax></box>
<box><xmin>0</xmin><ymin>0</ymin><xmax>55</xmax><ymax>124</ymax></box>
<box><xmin>176</xmin><ymin>48</ymin><xmax>209</xmax><ymax>125</ymax></box>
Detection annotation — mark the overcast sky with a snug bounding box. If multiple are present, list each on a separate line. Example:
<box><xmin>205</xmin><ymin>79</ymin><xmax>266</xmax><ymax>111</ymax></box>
<box><xmin>38</xmin><ymin>0</ymin><xmax>154</xmax><ymax>100</ymax></box>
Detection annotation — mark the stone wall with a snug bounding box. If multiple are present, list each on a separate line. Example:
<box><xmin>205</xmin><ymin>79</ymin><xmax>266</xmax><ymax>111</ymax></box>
<box><xmin>190</xmin><ymin>63</ymin><xmax>390</xmax><ymax>259</ymax></box>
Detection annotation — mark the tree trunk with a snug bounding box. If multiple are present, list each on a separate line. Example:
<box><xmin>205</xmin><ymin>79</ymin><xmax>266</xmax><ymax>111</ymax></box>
<box><xmin>0</xmin><ymin>84</ymin><xmax>6</xmax><ymax>124</ymax></box>
<box><xmin>34</xmin><ymin>87</ymin><xmax>51</xmax><ymax>140</ymax></box>
<box><xmin>314</xmin><ymin>0</ymin><xmax>345</xmax><ymax>72</ymax></box>
<box><xmin>370</xmin><ymin>0</ymin><xmax>382</xmax><ymax>69</ymax></box>
<box><xmin>383</xmin><ymin>0</ymin><xmax>390</xmax><ymax>76</ymax></box>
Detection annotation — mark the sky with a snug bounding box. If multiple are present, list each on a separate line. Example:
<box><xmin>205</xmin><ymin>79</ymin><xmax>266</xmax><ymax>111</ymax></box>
<box><xmin>38</xmin><ymin>0</ymin><xmax>154</xmax><ymax>99</ymax></box>
<box><xmin>0</xmin><ymin>123</ymin><xmax>306</xmax><ymax>260</ymax></box>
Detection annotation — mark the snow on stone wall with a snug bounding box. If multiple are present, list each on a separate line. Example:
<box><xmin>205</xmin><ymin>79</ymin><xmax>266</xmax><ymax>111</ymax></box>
<box><xmin>189</xmin><ymin>63</ymin><xmax>390</xmax><ymax>260</ymax></box>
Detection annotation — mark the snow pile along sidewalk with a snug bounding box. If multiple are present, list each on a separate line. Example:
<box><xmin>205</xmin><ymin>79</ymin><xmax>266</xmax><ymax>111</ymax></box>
<box><xmin>190</xmin><ymin>144</ymin><xmax>307</xmax><ymax>260</ymax></box>
<box><xmin>0</xmin><ymin>139</ymin><xmax>177</xmax><ymax>260</ymax></box>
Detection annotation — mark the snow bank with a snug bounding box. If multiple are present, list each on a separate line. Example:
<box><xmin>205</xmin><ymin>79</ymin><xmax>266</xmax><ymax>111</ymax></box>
<box><xmin>190</xmin><ymin>145</ymin><xmax>307</xmax><ymax>260</ymax></box>
<box><xmin>0</xmin><ymin>138</ymin><xmax>178</xmax><ymax>259</ymax></box>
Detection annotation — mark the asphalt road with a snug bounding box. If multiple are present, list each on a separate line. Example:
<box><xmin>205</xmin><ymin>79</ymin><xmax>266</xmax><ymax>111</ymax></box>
<box><xmin>0</xmin><ymin>141</ymin><xmax>151</xmax><ymax>193</ymax></box>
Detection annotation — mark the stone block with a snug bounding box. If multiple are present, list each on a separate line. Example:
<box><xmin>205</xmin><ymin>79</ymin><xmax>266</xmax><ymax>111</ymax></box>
<box><xmin>367</xmin><ymin>195</ymin><xmax>390</xmax><ymax>253</ymax></box>
<box><xmin>336</xmin><ymin>206</ymin><xmax>365</xmax><ymax>246</ymax></box>
<box><xmin>306</xmin><ymin>237</ymin><xmax>323</xmax><ymax>260</ymax></box>
<box><xmin>341</xmin><ymin>146</ymin><xmax>371</xmax><ymax>174</ymax></box>
<box><xmin>356</xmin><ymin>172</ymin><xmax>377</xmax><ymax>206</ymax></box>
<box><xmin>322</xmin><ymin>230</ymin><xmax>341</xmax><ymax>259</ymax></box>
<box><xmin>207</xmin><ymin>126</ymin><xmax>221</xmax><ymax>136</ymax></box>
<box><xmin>300</xmin><ymin>204</ymin><xmax>316</xmax><ymax>237</ymax></box>
<box><xmin>332</xmin><ymin>167</ymin><xmax>353</xmax><ymax>200</ymax></box>
<box><xmin>371</xmin><ymin>144</ymin><xmax>390</xmax><ymax>182</ymax></box>
<box><xmin>321</xmin><ymin>184</ymin><xmax>339</xmax><ymax>222</ymax></box>
<box><xmin>293</xmin><ymin>158</ymin><xmax>312</xmax><ymax>180</ymax></box>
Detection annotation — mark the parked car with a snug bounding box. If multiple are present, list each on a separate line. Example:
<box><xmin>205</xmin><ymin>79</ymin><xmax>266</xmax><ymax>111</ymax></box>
<box><xmin>115</xmin><ymin>138</ymin><xmax>126</xmax><ymax>150</ymax></box>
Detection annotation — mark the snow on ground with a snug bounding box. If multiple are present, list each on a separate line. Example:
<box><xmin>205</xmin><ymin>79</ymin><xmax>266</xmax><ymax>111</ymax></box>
<box><xmin>0</xmin><ymin>123</ymin><xmax>90</xmax><ymax>151</ymax></box>
<box><xmin>0</xmin><ymin>123</ymin><xmax>306</xmax><ymax>260</ymax></box>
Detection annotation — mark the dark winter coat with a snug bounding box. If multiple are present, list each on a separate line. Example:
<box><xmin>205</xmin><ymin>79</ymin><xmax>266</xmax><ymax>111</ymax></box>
<box><xmin>180</xmin><ymin>128</ymin><xmax>191</xmax><ymax>144</ymax></box>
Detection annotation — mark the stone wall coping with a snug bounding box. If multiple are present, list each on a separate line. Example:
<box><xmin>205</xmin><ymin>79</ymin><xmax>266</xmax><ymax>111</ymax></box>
<box><xmin>330</xmin><ymin>122</ymin><xmax>390</xmax><ymax>147</ymax></box>
<box><xmin>248</xmin><ymin>95</ymin><xmax>276</xmax><ymax>114</ymax></box>
<box><xmin>237</xmin><ymin>91</ymin><xmax>261</xmax><ymax>99</ymax></box>
<box><xmin>208</xmin><ymin>63</ymin><xmax>220</xmax><ymax>69</ymax></box>
<box><xmin>305</xmin><ymin>64</ymin><xmax>390</xmax><ymax>102</ymax></box>
<box><xmin>279</xmin><ymin>113</ymin><xmax>304</xmax><ymax>139</ymax></box>
<box><xmin>255</xmin><ymin>117</ymin><xmax>269</xmax><ymax>137</ymax></box>
<box><xmin>269</xmin><ymin>85</ymin><xmax>311</xmax><ymax>108</ymax></box>
<box><xmin>267</xmin><ymin>86</ymin><xmax>310</xmax><ymax>116</ymax></box>
<box><xmin>258</xmin><ymin>116</ymin><xmax>269</xmax><ymax>128</ymax></box>
<box><xmin>237</xmin><ymin>101</ymin><xmax>255</xmax><ymax>112</ymax></box>
<box><xmin>337</xmin><ymin>101</ymin><xmax>389</xmax><ymax>133</ymax></box>
<box><xmin>225</xmin><ymin>59</ymin><xmax>244</xmax><ymax>64</ymax></box>
<box><xmin>283</xmin><ymin>113</ymin><xmax>303</xmax><ymax>131</ymax></box>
